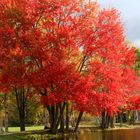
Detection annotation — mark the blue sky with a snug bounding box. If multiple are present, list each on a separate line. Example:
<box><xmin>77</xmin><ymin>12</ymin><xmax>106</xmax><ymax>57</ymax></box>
<box><xmin>98</xmin><ymin>0</ymin><xmax>140</xmax><ymax>48</ymax></box>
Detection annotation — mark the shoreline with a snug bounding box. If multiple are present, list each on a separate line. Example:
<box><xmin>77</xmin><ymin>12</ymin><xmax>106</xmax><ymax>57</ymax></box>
<box><xmin>0</xmin><ymin>125</ymin><xmax>140</xmax><ymax>137</ymax></box>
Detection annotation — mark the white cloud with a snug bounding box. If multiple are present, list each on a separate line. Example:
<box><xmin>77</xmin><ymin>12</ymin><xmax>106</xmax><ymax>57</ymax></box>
<box><xmin>133</xmin><ymin>40</ymin><xmax>140</xmax><ymax>48</ymax></box>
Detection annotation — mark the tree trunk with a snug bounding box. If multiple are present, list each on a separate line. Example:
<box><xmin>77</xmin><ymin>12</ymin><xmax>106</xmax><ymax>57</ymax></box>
<box><xmin>56</xmin><ymin>103</ymin><xmax>66</xmax><ymax>130</ymax></box>
<box><xmin>74</xmin><ymin>112</ymin><xmax>83</xmax><ymax>132</ymax></box>
<box><xmin>51</xmin><ymin>105</ymin><xmax>59</xmax><ymax>133</ymax></box>
<box><xmin>44</xmin><ymin>106</ymin><xmax>50</xmax><ymax>129</ymax></box>
<box><xmin>66</xmin><ymin>102</ymin><xmax>69</xmax><ymax>132</ymax></box>
<box><xmin>4</xmin><ymin>93</ymin><xmax>8</xmax><ymax>132</ymax></box>
<box><xmin>110</xmin><ymin>116</ymin><xmax>114</xmax><ymax>128</ymax></box>
<box><xmin>50</xmin><ymin>106</ymin><xmax>55</xmax><ymax>130</ymax></box>
<box><xmin>119</xmin><ymin>112</ymin><xmax>123</xmax><ymax>127</ymax></box>
<box><xmin>134</xmin><ymin>110</ymin><xmax>138</xmax><ymax>123</ymax></box>
<box><xmin>100</xmin><ymin>111</ymin><xmax>114</xmax><ymax>129</ymax></box>
<box><xmin>60</xmin><ymin>111</ymin><xmax>64</xmax><ymax>133</ymax></box>
<box><xmin>46</xmin><ymin>106</ymin><xmax>53</xmax><ymax>128</ymax></box>
<box><xmin>101</xmin><ymin>111</ymin><xmax>106</xmax><ymax>129</ymax></box>
<box><xmin>20</xmin><ymin>114</ymin><xmax>25</xmax><ymax>131</ymax></box>
<box><xmin>15</xmin><ymin>88</ymin><xmax>26</xmax><ymax>131</ymax></box>
<box><xmin>105</xmin><ymin>113</ymin><xmax>110</xmax><ymax>128</ymax></box>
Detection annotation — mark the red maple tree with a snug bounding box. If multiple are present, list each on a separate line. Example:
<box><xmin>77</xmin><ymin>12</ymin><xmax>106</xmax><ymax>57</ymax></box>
<box><xmin>0</xmin><ymin>0</ymin><xmax>139</xmax><ymax>132</ymax></box>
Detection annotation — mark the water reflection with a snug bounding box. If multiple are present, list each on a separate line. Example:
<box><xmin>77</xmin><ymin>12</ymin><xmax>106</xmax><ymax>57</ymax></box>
<box><xmin>50</xmin><ymin>129</ymin><xmax>140</xmax><ymax>140</ymax></box>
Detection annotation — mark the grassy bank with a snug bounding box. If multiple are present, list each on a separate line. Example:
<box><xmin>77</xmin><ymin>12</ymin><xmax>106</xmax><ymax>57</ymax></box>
<box><xmin>0</xmin><ymin>126</ymin><xmax>57</xmax><ymax>140</ymax></box>
<box><xmin>2</xmin><ymin>124</ymin><xmax>140</xmax><ymax>134</ymax></box>
<box><xmin>8</xmin><ymin>126</ymin><xmax>44</xmax><ymax>132</ymax></box>
<box><xmin>1</xmin><ymin>124</ymin><xmax>140</xmax><ymax>140</ymax></box>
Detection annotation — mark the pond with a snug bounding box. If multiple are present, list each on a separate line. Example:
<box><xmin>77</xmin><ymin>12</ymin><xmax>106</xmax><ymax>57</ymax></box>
<box><xmin>51</xmin><ymin>129</ymin><xmax>140</xmax><ymax>140</ymax></box>
<box><xmin>0</xmin><ymin>129</ymin><xmax>140</xmax><ymax>140</ymax></box>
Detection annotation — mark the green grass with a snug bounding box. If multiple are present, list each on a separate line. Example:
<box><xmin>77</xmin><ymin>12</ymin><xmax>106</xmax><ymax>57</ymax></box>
<box><xmin>0</xmin><ymin>126</ymin><xmax>52</xmax><ymax>140</ymax></box>
<box><xmin>0</xmin><ymin>136</ymin><xmax>20</xmax><ymax>140</ymax></box>
<box><xmin>8</xmin><ymin>126</ymin><xmax>44</xmax><ymax>132</ymax></box>
<box><xmin>0</xmin><ymin>126</ymin><xmax>59</xmax><ymax>140</ymax></box>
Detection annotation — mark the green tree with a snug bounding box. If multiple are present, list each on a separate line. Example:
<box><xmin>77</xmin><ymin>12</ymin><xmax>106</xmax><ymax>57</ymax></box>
<box><xmin>135</xmin><ymin>48</ymin><xmax>140</xmax><ymax>75</ymax></box>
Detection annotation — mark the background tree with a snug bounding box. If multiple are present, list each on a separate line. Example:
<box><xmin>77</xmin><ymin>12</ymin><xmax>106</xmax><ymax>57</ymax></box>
<box><xmin>135</xmin><ymin>48</ymin><xmax>140</xmax><ymax>75</ymax></box>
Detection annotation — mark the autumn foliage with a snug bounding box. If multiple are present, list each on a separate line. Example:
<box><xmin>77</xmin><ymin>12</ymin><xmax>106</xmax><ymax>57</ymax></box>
<box><xmin>0</xmin><ymin>0</ymin><xmax>140</xmax><ymax>132</ymax></box>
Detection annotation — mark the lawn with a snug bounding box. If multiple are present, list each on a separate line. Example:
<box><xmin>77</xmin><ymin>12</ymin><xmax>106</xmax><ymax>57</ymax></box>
<box><xmin>8</xmin><ymin>126</ymin><xmax>44</xmax><ymax>132</ymax></box>
<box><xmin>0</xmin><ymin>126</ymin><xmax>50</xmax><ymax>140</ymax></box>
<box><xmin>0</xmin><ymin>136</ymin><xmax>20</xmax><ymax>140</ymax></box>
